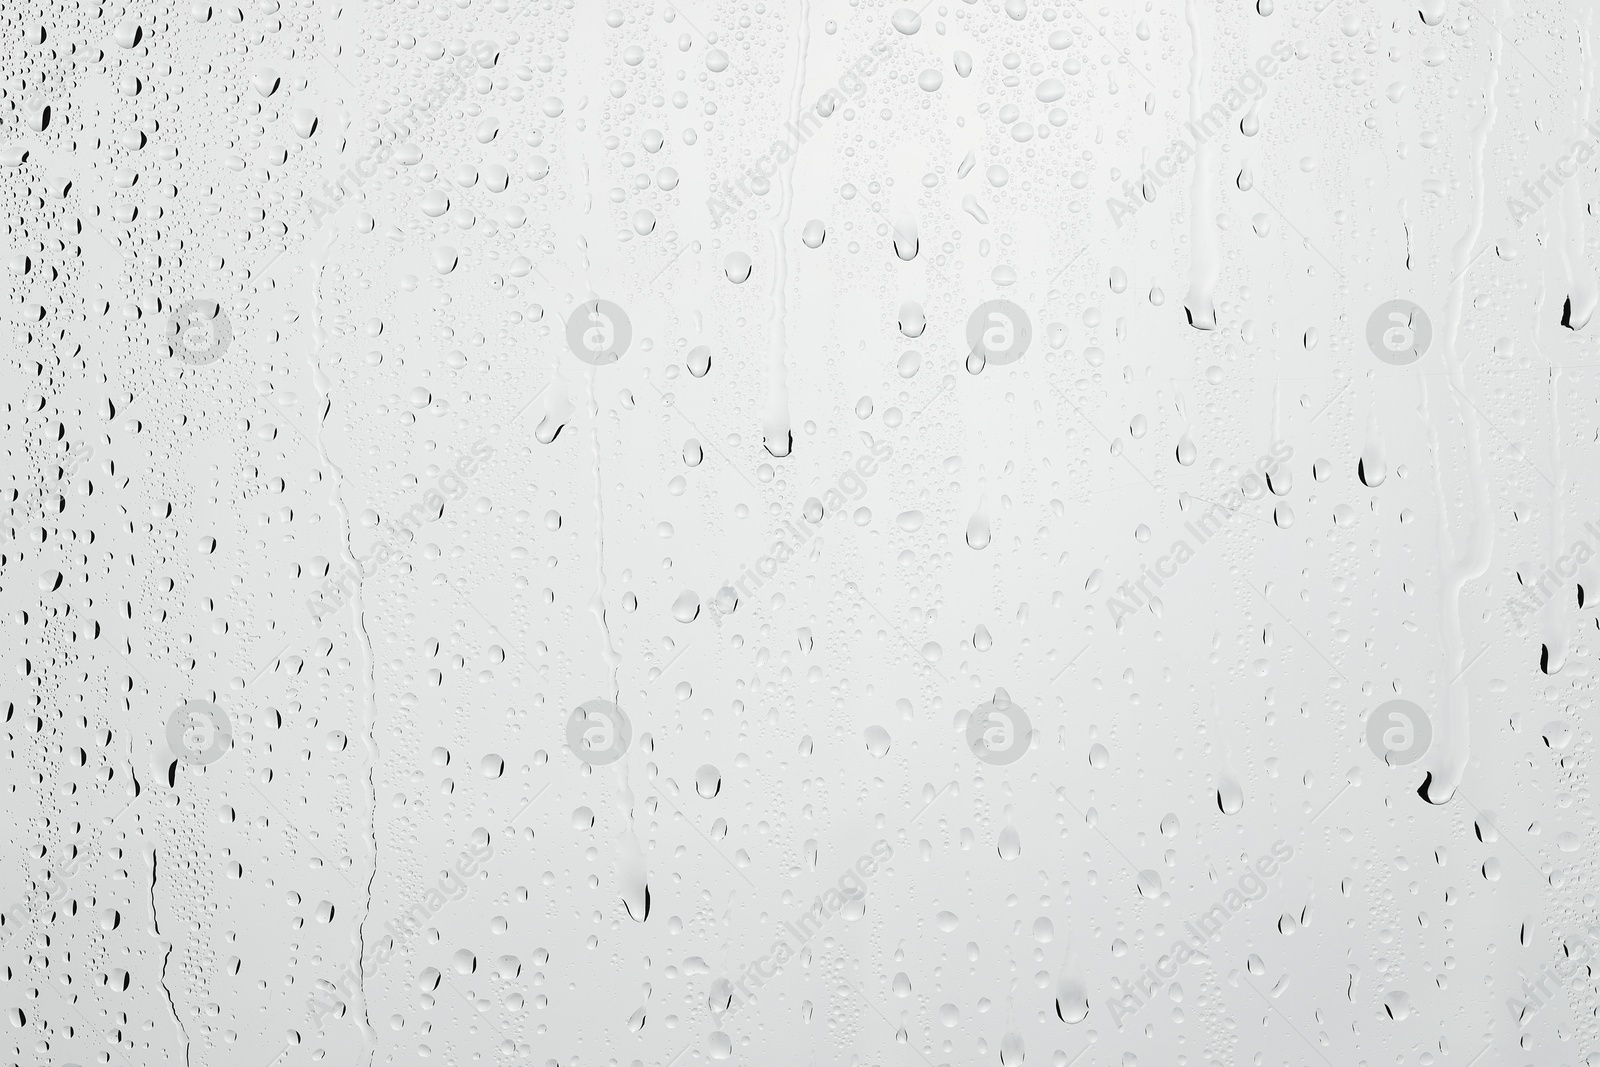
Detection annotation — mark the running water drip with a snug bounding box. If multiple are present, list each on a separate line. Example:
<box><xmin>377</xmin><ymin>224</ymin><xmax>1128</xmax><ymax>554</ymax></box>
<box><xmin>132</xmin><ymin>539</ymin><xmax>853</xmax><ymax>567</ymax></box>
<box><xmin>1207</xmin><ymin>685</ymin><xmax>1245</xmax><ymax>815</ymax></box>
<box><xmin>1543</xmin><ymin>32</ymin><xmax>1591</xmax><ymax>666</ymax></box>
<box><xmin>148</xmin><ymin>849</ymin><xmax>190</xmax><ymax>1067</ymax></box>
<box><xmin>1054</xmin><ymin>935</ymin><xmax>1090</xmax><ymax>1023</ymax></box>
<box><xmin>1358</xmin><ymin>411</ymin><xmax>1387</xmax><ymax>488</ymax></box>
<box><xmin>304</xmin><ymin>227</ymin><xmax>379</xmax><ymax>1064</ymax></box>
<box><xmin>1535</xmin><ymin>255</ymin><xmax>1570</xmax><ymax>676</ymax></box>
<box><xmin>614</xmin><ymin>763</ymin><xmax>649</xmax><ymax>922</ymax></box>
<box><xmin>1000</xmin><ymin>991</ymin><xmax>1025</xmax><ymax>1066</ymax></box>
<box><xmin>536</xmin><ymin>359</ymin><xmax>576</xmax><ymax>444</ymax></box>
<box><xmin>1174</xmin><ymin>391</ymin><xmax>1196</xmax><ymax>466</ymax></box>
<box><xmin>1560</xmin><ymin>98</ymin><xmax>1598</xmax><ymax>331</ymax></box>
<box><xmin>582</xmin><ymin>298</ymin><xmax>640</xmax><ymax>919</ymax></box>
<box><xmin>967</xmin><ymin>490</ymin><xmax>992</xmax><ymax>550</ymax></box>
<box><xmin>891</xmin><ymin>210</ymin><xmax>919</xmax><ymax>262</ymax></box>
<box><xmin>1416</xmin><ymin>0</ymin><xmax>1502</xmax><ymax>805</ymax></box>
<box><xmin>1183</xmin><ymin>0</ymin><xmax>1218</xmax><ymax>331</ymax></box>
<box><xmin>586</xmin><ymin>371</ymin><xmax>621</xmax><ymax>702</ymax></box>
<box><xmin>996</xmin><ymin>805</ymin><xmax>1021</xmax><ymax>860</ymax></box>
<box><xmin>762</xmin><ymin>0</ymin><xmax>809</xmax><ymax>461</ymax></box>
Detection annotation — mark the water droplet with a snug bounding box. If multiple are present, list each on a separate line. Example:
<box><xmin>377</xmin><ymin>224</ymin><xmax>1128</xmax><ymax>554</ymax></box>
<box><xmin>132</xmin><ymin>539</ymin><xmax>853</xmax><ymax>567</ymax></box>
<box><xmin>724</xmin><ymin>252</ymin><xmax>752</xmax><ymax>283</ymax></box>
<box><xmin>671</xmin><ymin>591</ymin><xmax>701</xmax><ymax>623</ymax></box>
<box><xmin>891</xmin><ymin>7</ymin><xmax>923</xmax><ymax>34</ymax></box>
<box><xmin>899</xmin><ymin>301</ymin><xmax>926</xmax><ymax>337</ymax></box>
<box><xmin>966</xmin><ymin>501</ymin><xmax>992</xmax><ymax>549</ymax></box>
<box><xmin>1216</xmin><ymin>776</ymin><xmax>1245</xmax><ymax>815</ymax></box>
<box><xmin>1175</xmin><ymin>430</ymin><xmax>1197</xmax><ymax>466</ymax></box>
<box><xmin>996</xmin><ymin>824</ymin><xmax>1021</xmax><ymax>860</ymax></box>
<box><xmin>892</xmin><ymin>216</ymin><xmax>919</xmax><ymax>261</ymax></box>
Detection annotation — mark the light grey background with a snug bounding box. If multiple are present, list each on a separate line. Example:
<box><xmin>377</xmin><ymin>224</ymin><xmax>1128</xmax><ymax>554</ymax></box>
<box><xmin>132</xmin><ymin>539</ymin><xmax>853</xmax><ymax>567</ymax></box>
<box><xmin>5</xmin><ymin>0</ymin><xmax>1597</xmax><ymax>1066</ymax></box>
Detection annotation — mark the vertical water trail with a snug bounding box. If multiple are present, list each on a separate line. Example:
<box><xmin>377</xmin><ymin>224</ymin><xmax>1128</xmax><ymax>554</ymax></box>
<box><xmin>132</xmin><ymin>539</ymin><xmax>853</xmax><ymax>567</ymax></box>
<box><xmin>148</xmin><ymin>848</ymin><xmax>191</xmax><ymax>1067</ymax></box>
<box><xmin>567</xmin><ymin>48</ymin><xmax>619</xmax><ymax>694</ymax></box>
<box><xmin>585</xmin><ymin>377</ymin><xmax>621</xmax><ymax>701</ymax></box>
<box><xmin>1055</xmin><ymin>933</ymin><xmax>1090</xmax><ymax>1023</ymax></box>
<box><xmin>571</xmin><ymin>85</ymin><xmax>639</xmax><ymax>930</ymax></box>
<box><xmin>1418</xmin><ymin>8</ymin><xmax>1502</xmax><ymax>804</ymax></box>
<box><xmin>568</xmin><ymin>76</ymin><xmax>622</xmax><ymax>703</ymax></box>
<box><xmin>1208</xmin><ymin>685</ymin><xmax>1245</xmax><ymax>814</ymax></box>
<box><xmin>1532</xmin><ymin>277</ymin><xmax>1566</xmax><ymax>674</ymax></box>
<box><xmin>1543</xmin><ymin>15</ymin><xmax>1596</xmax><ymax>1026</ymax></box>
<box><xmin>763</xmin><ymin>0</ymin><xmax>809</xmax><ymax>459</ymax></box>
<box><xmin>1560</xmin><ymin>17</ymin><xmax>1599</xmax><ymax>333</ymax></box>
<box><xmin>1542</xmin><ymin>18</ymin><xmax>1593</xmax><ymax>674</ymax></box>
<box><xmin>1183</xmin><ymin>0</ymin><xmax>1218</xmax><ymax>331</ymax></box>
<box><xmin>577</xmin><ymin>241</ymin><xmax>622</xmax><ymax>702</ymax></box>
<box><xmin>304</xmin><ymin>228</ymin><xmax>378</xmax><ymax>1061</ymax></box>
<box><xmin>1269</xmin><ymin>378</ymin><xmax>1282</xmax><ymax>454</ymax></box>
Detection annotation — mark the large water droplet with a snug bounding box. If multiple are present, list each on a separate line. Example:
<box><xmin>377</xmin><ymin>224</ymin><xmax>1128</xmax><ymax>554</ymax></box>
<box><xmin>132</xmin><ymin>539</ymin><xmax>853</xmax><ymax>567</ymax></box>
<box><xmin>1216</xmin><ymin>776</ymin><xmax>1245</xmax><ymax>815</ymax></box>
<box><xmin>966</xmin><ymin>503</ymin><xmax>991</xmax><ymax>550</ymax></box>
<box><xmin>671</xmin><ymin>590</ymin><xmax>701</xmax><ymax>623</ymax></box>
<box><xmin>724</xmin><ymin>252</ymin><xmax>752</xmax><ymax>283</ymax></box>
